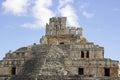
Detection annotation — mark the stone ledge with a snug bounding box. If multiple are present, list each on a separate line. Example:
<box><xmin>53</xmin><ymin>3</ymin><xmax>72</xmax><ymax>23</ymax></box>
<box><xmin>1</xmin><ymin>75</ymin><xmax>119</xmax><ymax>80</ymax></box>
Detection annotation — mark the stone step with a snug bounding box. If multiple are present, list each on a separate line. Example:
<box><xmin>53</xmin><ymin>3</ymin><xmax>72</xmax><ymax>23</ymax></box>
<box><xmin>16</xmin><ymin>46</ymin><xmax>50</xmax><ymax>77</ymax></box>
<box><xmin>9</xmin><ymin>75</ymin><xmax>120</xmax><ymax>80</ymax></box>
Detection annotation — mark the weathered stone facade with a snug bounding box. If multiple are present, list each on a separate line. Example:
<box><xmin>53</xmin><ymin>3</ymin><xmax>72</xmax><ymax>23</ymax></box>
<box><xmin>0</xmin><ymin>17</ymin><xmax>120</xmax><ymax>80</ymax></box>
<box><xmin>118</xmin><ymin>63</ymin><xmax>120</xmax><ymax>77</ymax></box>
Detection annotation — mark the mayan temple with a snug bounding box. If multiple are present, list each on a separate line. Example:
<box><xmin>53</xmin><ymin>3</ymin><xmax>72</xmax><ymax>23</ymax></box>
<box><xmin>0</xmin><ymin>17</ymin><xmax>120</xmax><ymax>80</ymax></box>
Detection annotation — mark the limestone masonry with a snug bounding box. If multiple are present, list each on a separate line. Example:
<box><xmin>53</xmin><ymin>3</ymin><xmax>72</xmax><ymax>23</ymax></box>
<box><xmin>0</xmin><ymin>17</ymin><xmax>120</xmax><ymax>80</ymax></box>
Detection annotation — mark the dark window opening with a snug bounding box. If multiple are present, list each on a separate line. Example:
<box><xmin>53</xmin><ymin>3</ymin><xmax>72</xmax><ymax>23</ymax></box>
<box><xmin>60</xmin><ymin>42</ymin><xmax>64</xmax><ymax>44</ymax></box>
<box><xmin>86</xmin><ymin>51</ymin><xmax>89</xmax><ymax>58</ymax></box>
<box><xmin>22</xmin><ymin>53</ymin><xmax>25</xmax><ymax>57</ymax></box>
<box><xmin>11</xmin><ymin>67</ymin><xmax>16</xmax><ymax>75</ymax></box>
<box><xmin>81</xmin><ymin>51</ymin><xmax>84</xmax><ymax>58</ymax></box>
<box><xmin>16</xmin><ymin>53</ymin><xmax>19</xmax><ymax>57</ymax></box>
<box><xmin>103</xmin><ymin>50</ymin><xmax>104</xmax><ymax>57</ymax></box>
<box><xmin>104</xmin><ymin>68</ymin><xmax>110</xmax><ymax>76</ymax></box>
<box><xmin>78</xmin><ymin>68</ymin><xmax>84</xmax><ymax>75</ymax></box>
<box><xmin>71</xmin><ymin>35</ymin><xmax>74</xmax><ymax>37</ymax></box>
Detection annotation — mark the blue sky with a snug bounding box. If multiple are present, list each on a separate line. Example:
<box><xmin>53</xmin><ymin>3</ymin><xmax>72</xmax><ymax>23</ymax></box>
<box><xmin>0</xmin><ymin>0</ymin><xmax>120</xmax><ymax>61</ymax></box>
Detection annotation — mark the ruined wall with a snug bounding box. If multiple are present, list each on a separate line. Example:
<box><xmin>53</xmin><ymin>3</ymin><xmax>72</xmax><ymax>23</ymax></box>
<box><xmin>69</xmin><ymin>44</ymin><xmax>104</xmax><ymax>59</ymax></box>
<box><xmin>46</xmin><ymin>17</ymin><xmax>67</xmax><ymax>36</ymax></box>
<box><xmin>0</xmin><ymin>46</ymin><xmax>32</xmax><ymax>76</ymax></box>
<box><xmin>41</xmin><ymin>17</ymin><xmax>85</xmax><ymax>45</ymax></box>
<box><xmin>0</xmin><ymin>59</ymin><xmax>25</xmax><ymax>75</ymax></box>
<box><xmin>63</xmin><ymin>44</ymin><xmax>119</xmax><ymax>77</ymax></box>
<box><xmin>64</xmin><ymin>59</ymin><xmax>119</xmax><ymax>77</ymax></box>
<box><xmin>0</xmin><ymin>67</ymin><xmax>11</xmax><ymax>75</ymax></box>
<box><xmin>40</xmin><ymin>34</ymin><xmax>87</xmax><ymax>45</ymax></box>
<box><xmin>45</xmin><ymin>17</ymin><xmax>83</xmax><ymax>37</ymax></box>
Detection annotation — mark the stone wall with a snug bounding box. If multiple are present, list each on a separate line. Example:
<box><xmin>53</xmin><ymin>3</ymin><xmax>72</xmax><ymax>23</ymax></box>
<box><xmin>45</xmin><ymin>17</ymin><xmax>83</xmax><ymax>37</ymax></box>
<box><xmin>64</xmin><ymin>59</ymin><xmax>119</xmax><ymax>77</ymax></box>
<box><xmin>69</xmin><ymin>44</ymin><xmax>104</xmax><ymax>59</ymax></box>
<box><xmin>41</xmin><ymin>17</ymin><xmax>86</xmax><ymax>45</ymax></box>
<box><xmin>2</xmin><ymin>75</ymin><xmax>120</xmax><ymax>80</ymax></box>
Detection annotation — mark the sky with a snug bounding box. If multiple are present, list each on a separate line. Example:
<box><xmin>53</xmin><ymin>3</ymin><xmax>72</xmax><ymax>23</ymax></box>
<box><xmin>0</xmin><ymin>0</ymin><xmax>120</xmax><ymax>61</ymax></box>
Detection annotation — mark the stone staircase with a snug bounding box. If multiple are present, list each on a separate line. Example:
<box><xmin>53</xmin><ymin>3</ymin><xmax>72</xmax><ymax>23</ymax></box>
<box><xmin>39</xmin><ymin>45</ymin><xmax>67</xmax><ymax>75</ymax></box>
<box><xmin>10</xmin><ymin>44</ymin><xmax>51</xmax><ymax>80</ymax></box>
<box><xmin>6</xmin><ymin>44</ymin><xmax>120</xmax><ymax>80</ymax></box>
<box><xmin>9</xmin><ymin>75</ymin><xmax>120</xmax><ymax>80</ymax></box>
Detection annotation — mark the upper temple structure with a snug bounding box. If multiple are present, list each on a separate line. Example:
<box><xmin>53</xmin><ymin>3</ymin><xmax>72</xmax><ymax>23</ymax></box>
<box><xmin>41</xmin><ymin>17</ymin><xmax>87</xmax><ymax>45</ymax></box>
<box><xmin>0</xmin><ymin>17</ymin><xmax>120</xmax><ymax>80</ymax></box>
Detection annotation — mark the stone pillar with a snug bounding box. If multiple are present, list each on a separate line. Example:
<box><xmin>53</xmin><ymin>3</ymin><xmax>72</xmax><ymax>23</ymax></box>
<box><xmin>46</xmin><ymin>23</ymin><xmax>49</xmax><ymax>35</ymax></box>
<box><xmin>60</xmin><ymin>17</ymin><xmax>66</xmax><ymax>29</ymax></box>
<box><xmin>119</xmin><ymin>64</ymin><xmax>120</xmax><ymax>76</ymax></box>
<box><xmin>77</xmin><ymin>28</ymin><xmax>83</xmax><ymax>36</ymax></box>
<box><xmin>70</xmin><ymin>27</ymin><xmax>76</xmax><ymax>35</ymax></box>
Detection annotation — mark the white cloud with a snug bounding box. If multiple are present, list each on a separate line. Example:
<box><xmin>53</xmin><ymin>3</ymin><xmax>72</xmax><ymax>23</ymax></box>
<box><xmin>82</xmin><ymin>11</ymin><xmax>95</xmax><ymax>18</ymax></box>
<box><xmin>2</xmin><ymin>0</ymin><xmax>30</xmax><ymax>16</ymax></box>
<box><xmin>22</xmin><ymin>23</ymin><xmax>40</xmax><ymax>29</ymax></box>
<box><xmin>59</xmin><ymin>0</ymin><xmax>73</xmax><ymax>8</ymax></box>
<box><xmin>2</xmin><ymin>0</ymin><xmax>81</xmax><ymax>29</ymax></box>
<box><xmin>58</xmin><ymin>0</ymin><xmax>80</xmax><ymax>27</ymax></box>
<box><xmin>32</xmin><ymin>0</ymin><xmax>55</xmax><ymax>27</ymax></box>
<box><xmin>22</xmin><ymin>0</ymin><xmax>55</xmax><ymax>29</ymax></box>
<box><xmin>79</xmin><ymin>2</ymin><xmax>95</xmax><ymax>19</ymax></box>
<box><xmin>79</xmin><ymin>3</ymin><xmax>88</xmax><ymax>11</ymax></box>
<box><xmin>59</xmin><ymin>5</ymin><xmax>79</xmax><ymax>27</ymax></box>
<box><xmin>2</xmin><ymin>0</ymin><xmax>55</xmax><ymax>29</ymax></box>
